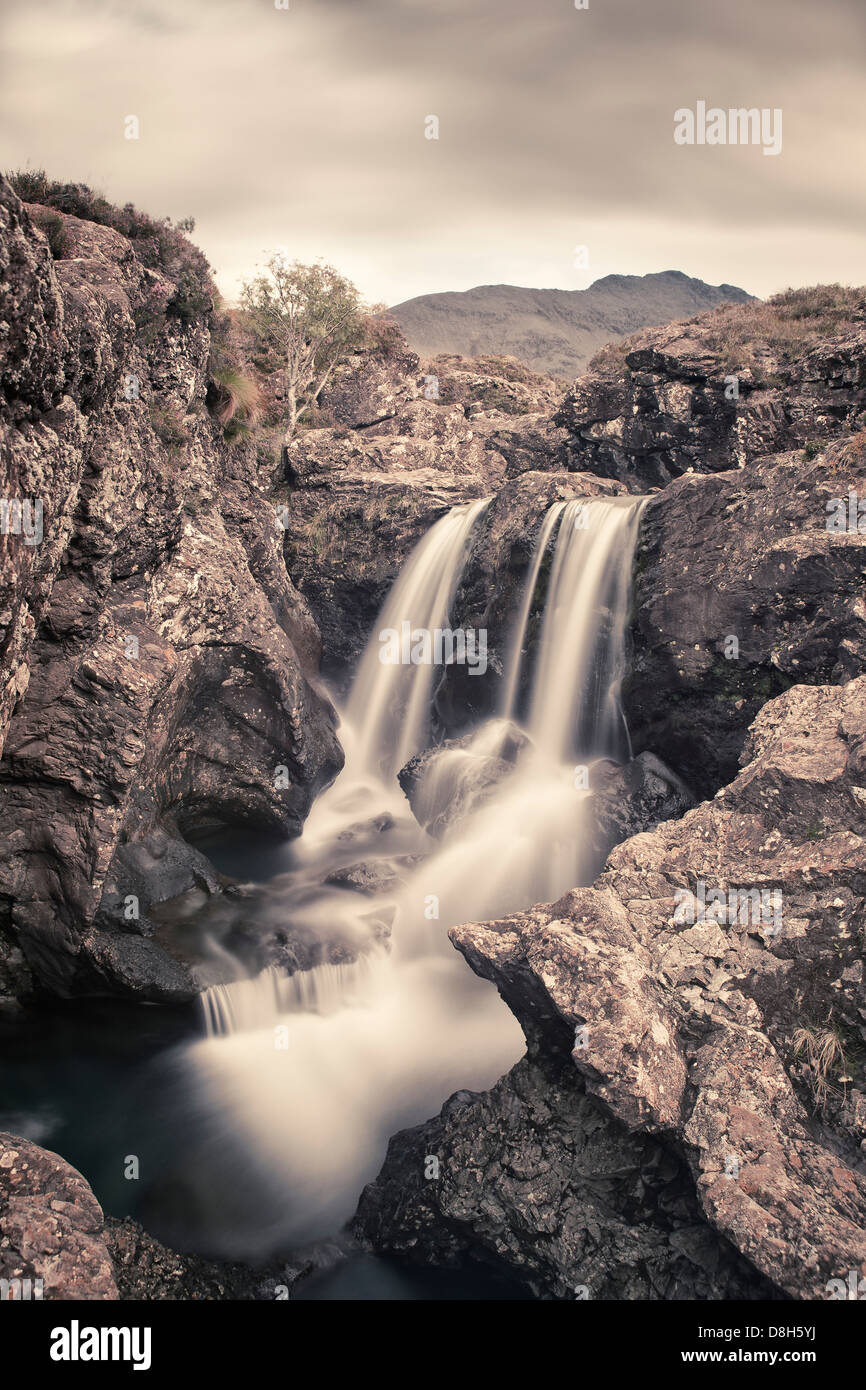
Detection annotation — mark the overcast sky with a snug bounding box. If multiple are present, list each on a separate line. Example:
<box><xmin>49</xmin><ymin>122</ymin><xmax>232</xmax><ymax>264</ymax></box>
<box><xmin>1</xmin><ymin>0</ymin><xmax>864</xmax><ymax>305</ymax></box>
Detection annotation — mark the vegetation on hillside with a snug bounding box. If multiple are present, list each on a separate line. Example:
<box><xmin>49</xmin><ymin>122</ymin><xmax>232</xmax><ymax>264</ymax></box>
<box><xmin>7</xmin><ymin>169</ymin><xmax>214</xmax><ymax>325</ymax></box>
<box><xmin>588</xmin><ymin>284</ymin><xmax>865</xmax><ymax>377</ymax></box>
<box><xmin>240</xmin><ymin>256</ymin><xmax>369</xmax><ymax>441</ymax></box>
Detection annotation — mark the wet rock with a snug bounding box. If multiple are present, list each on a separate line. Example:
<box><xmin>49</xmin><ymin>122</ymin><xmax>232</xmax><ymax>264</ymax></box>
<box><xmin>0</xmin><ymin>1131</ymin><xmax>118</xmax><ymax>1299</ymax></box>
<box><xmin>398</xmin><ymin>722</ymin><xmax>531</xmax><ymax>838</ymax></box>
<box><xmin>357</xmin><ymin>676</ymin><xmax>866</xmax><ymax>1300</ymax></box>
<box><xmin>324</xmin><ymin>858</ymin><xmax>419</xmax><ymax>896</ymax></box>
<box><xmin>104</xmin><ymin>1216</ymin><xmax>277</xmax><ymax>1301</ymax></box>
<box><xmin>94</xmin><ymin>829</ymin><xmax>222</xmax><ymax>937</ymax></box>
<box><xmin>354</xmin><ymin>1054</ymin><xmax>776</xmax><ymax>1301</ymax></box>
<box><xmin>590</xmin><ymin>751</ymin><xmax>696</xmax><ymax>859</ymax></box>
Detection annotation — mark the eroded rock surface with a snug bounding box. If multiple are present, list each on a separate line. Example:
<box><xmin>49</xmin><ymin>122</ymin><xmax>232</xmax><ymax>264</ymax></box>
<box><xmin>627</xmin><ymin>439</ymin><xmax>866</xmax><ymax>795</ymax></box>
<box><xmin>0</xmin><ymin>1131</ymin><xmax>117</xmax><ymax>1299</ymax></box>
<box><xmin>557</xmin><ymin>298</ymin><xmax>866</xmax><ymax>490</ymax></box>
<box><xmin>0</xmin><ymin>178</ymin><xmax>342</xmax><ymax>1000</ymax></box>
<box><xmin>356</xmin><ymin>677</ymin><xmax>866</xmax><ymax>1300</ymax></box>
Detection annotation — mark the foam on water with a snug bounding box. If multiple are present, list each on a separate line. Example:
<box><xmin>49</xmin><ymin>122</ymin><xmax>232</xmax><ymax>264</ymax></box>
<box><xmin>176</xmin><ymin>493</ymin><xmax>646</xmax><ymax>1255</ymax></box>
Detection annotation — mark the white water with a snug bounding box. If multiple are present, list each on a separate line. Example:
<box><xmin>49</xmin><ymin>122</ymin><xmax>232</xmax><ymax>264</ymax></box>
<box><xmin>346</xmin><ymin>497</ymin><xmax>490</xmax><ymax>780</ymax></box>
<box><xmin>172</xmin><ymin>492</ymin><xmax>646</xmax><ymax>1256</ymax></box>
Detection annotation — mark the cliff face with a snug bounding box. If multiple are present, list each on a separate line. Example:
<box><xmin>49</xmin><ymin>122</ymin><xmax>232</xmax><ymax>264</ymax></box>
<box><xmin>556</xmin><ymin>294</ymin><xmax>866</xmax><ymax>490</ymax></box>
<box><xmin>0</xmin><ymin>179</ymin><xmax>342</xmax><ymax>1002</ymax></box>
<box><xmin>627</xmin><ymin>441</ymin><xmax>866</xmax><ymax>797</ymax></box>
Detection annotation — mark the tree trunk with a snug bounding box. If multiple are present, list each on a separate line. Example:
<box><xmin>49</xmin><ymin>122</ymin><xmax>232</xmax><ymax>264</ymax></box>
<box><xmin>284</xmin><ymin>380</ymin><xmax>298</xmax><ymax>443</ymax></box>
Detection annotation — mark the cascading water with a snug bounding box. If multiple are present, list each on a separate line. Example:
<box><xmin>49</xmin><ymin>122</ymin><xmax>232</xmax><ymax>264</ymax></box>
<box><xmin>166</xmin><ymin>491</ymin><xmax>647</xmax><ymax>1257</ymax></box>
<box><xmin>347</xmin><ymin>497</ymin><xmax>490</xmax><ymax>780</ymax></box>
<box><xmin>523</xmin><ymin>495</ymin><xmax>645</xmax><ymax>760</ymax></box>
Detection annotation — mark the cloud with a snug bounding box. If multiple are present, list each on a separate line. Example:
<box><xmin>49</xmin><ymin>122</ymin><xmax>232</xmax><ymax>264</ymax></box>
<box><xmin>2</xmin><ymin>0</ymin><xmax>864</xmax><ymax>302</ymax></box>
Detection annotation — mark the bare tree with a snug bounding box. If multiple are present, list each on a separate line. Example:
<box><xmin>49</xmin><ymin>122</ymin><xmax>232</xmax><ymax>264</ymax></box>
<box><xmin>240</xmin><ymin>256</ymin><xmax>366</xmax><ymax>441</ymax></box>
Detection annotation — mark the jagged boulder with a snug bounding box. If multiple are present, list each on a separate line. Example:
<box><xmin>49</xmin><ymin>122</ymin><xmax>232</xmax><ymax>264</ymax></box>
<box><xmin>355</xmin><ymin>676</ymin><xmax>866</xmax><ymax>1300</ymax></box>
<box><xmin>556</xmin><ymin>292</ymin><xmax>866</xmax><ymax>490</ymax></box>
<box><xmin>0</xmin><ymin>1132</ymin><xmax>118</xmax><ymax>1299</ymax></box>
<box><xmin>626</xmin><ymin>438</ymin><xmax>866</xmax><ymax>796</ymax></box>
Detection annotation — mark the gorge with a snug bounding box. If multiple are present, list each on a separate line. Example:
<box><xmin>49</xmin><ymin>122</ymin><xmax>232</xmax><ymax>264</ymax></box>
<box><xmin>1</xmin><ymin>176</ymin><xmax>866</xmax><ymax>1303</ymax></box>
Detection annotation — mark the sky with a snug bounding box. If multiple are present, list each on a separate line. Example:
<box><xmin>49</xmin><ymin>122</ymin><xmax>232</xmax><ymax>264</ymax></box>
<box><xmin>1</xmin><ymin>0</ymin><xmax>864</xmax><ymax>306</ymax></box>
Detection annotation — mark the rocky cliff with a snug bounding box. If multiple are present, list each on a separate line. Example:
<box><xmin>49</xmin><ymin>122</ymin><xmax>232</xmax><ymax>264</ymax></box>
<box><xmin>556</xmin><ymin>288</ymin><xmax>866</xmax><ymax>490</ymax></box>
<box><xmin>0</xmin><ymin>178</ymin><xmax>341</xmax><ymax>1002</ymax></box>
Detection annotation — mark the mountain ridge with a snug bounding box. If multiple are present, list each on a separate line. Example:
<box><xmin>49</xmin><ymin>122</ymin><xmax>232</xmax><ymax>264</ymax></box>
<box><xmin>390</xmin><ymin>270</ymin><xmax>755</xmax><ymax>378</ymax></box>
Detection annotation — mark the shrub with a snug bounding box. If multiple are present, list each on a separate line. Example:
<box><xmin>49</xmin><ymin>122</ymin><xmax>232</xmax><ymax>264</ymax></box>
<box><xmin>361</xmin><ymin>314</ymin><xmax>405</xmax><ymax>359</ymax></box>
<box><xmin>792</xmin><ymin>1025</ymin><xmax>850</xmax><ymax>1113</ymax></box>
<box><xmin>149</xmin><ymin>406</ymin><xmax>191</xmax><ymax>448</ymax></box>
<box><xmin>6</xmin><ymin>169</ymin><xmax>214</xmax><ymax>326</ymax></box>
<box><xmin>29</xmin><ymin>207</ymin><xmax>69</xmax><ymax>259</ymax></box>
<box><xmin>209</xmin><ymin>367</ymin><xmax>263</xmax><ymax>429</ymax></box>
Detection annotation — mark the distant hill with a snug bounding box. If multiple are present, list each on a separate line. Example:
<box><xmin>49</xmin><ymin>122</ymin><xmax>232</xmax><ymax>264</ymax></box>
<box><xmin>390</xmin><ymin>271</ymin><xmax>755</xmax><ymax>380</ymax></box>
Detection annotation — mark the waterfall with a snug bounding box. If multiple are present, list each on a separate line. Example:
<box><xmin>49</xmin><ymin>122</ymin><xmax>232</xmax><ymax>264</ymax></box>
<box><xmin>176</xmin><ymin>490</ymin><xmax>646</xmax><ymax>1257</ymax></box>
<box><xmin>500</xmin><ymin>499</ymin><xmax>564</xmax><ymax>720</ymax></box>
<box><xmin>346</xmin><ymin>497</ymin><xmax>490</xmax><ymax>780</ymax></box>
<box><xmin>525</xmin><ymin>496</ymin><xmax>647</xmax><ymax>761</ymax></box>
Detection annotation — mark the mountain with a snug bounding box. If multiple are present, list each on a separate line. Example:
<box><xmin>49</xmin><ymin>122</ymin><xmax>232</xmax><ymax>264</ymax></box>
<box><xmin>390</xmin><ymin>270</ymin><xmax>755</xmax><ymax>379</ymax></box>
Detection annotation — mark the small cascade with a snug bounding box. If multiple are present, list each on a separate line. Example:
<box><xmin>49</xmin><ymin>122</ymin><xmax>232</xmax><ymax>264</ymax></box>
<box><xmin>500</xmin><ymin>499</ymin><xmax>564</xmax><ymax>720</ymax></box>
<box><xmin>525</xmin><ymin>496</ymin><xmax>647</xmax><ymax>761</ymax></box>
<box><xmin>345</xmin><ymin>497</ymin><xmax>490</xmax><ymax>780</ymax></box>
<box><xmin>182</xmin><ymin>490</ymin><xmax>647</xmax><ymax>1255</ymax></box>
<box><xmin>201</xmin><ymin>956</ymin><xmax>386</xmax><ymax>1037</ymax></box>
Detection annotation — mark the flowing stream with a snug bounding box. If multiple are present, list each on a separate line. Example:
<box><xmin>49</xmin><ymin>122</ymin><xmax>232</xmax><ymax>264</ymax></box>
<box><xmin>171</xmin><ymin>492</ymin><xmax>646</xmax><ymax>1256</ymax></box>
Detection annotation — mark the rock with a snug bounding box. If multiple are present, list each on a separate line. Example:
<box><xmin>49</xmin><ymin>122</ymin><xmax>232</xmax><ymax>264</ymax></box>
<box><xmin>556</xmin><ymin>293</ymin><xmax>866</xmax><ymax>490</ymax></box>
<box><xmin>104</xmin><ymin>1217</ymin><xmax>276</xmax><ymax>1301</ymax></box>
<box><xmin>0</xmin><ymin>1131</ymin><xmax>118</xmax><ymax>1299</ymax></box>
<box><xmin>587</xmin><ymin>751</ymin><xmax>696</xmax><ymax>870</ymax></box>
<box><xmin>626</xmin><ymin>438</ymin><xmax>866</xmax><ymax>795</ymax></box>
<box><xmin>355</xmin><ymin>676</ymin><xmax>866</xmax><ymax>1300</ymax></box>
<box><xmin>0</xmin><ymin>176</ymin><xmax>342</xmax><ymax>1001</ymax></box>
<box><xmin>421</xmin><ymin>354</ymin><xmax>565</xmax><ymax>418</ymax></box>
<box><xmin>318</xmin><ymin>332</ymin><xmax>423</xmax><ymax>429</ymax></box>
<box><xmin>324</xmin><ymin>858</ymin><xmax>419</xmax><ymax>896</ymax></box>
<box><xmin>398</xmin><ymin>722</ymin><xmax>531</xmax><ymax>838</ymax></box>
<box><xmin>354</xmin><ymin>1055</ymin><xmax>776</xmax><ymax>1301</ymax></box>
<box><xmin>93</xmin><ymin>829</ymin><xmax>222</xmax><ymax>936</ymax></box>
<box><xmin>0</xmin><ymin>1133</ymin><xmax>297</xmax><ymax>1301</ymax></box>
